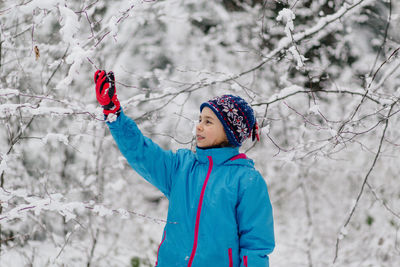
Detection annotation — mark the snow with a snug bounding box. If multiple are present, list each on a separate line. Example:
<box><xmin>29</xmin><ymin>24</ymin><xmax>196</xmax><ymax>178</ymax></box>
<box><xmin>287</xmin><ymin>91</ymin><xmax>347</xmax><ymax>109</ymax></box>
<box><xmin>93</xmin><ymin>204</ymin><xmax>113</xmax><ymax>217</ymax></box>
<box><xmin>309</xmin><ymin>104</ymin><xmax>320</xmax><ymax>115</ymax></box>
<box><xmin>0</xmin><ymin>187</ymin><xmax>12</xmax><ymax>205</ymax></box>
<box><xmin>18</xmin><ymin>0</ymin><xmax>63</xmax><ymax>14</ymax></box>
<box><xmin>288</xmin><ymin>46</ymin><xmax>306</xmax><ymax>69</ymax></box>
<box><xmin>108</xmin><ymin>16</ymin><xmax>119</xmax><ymax>38</ymax></box>
<box><xmin>59</xmin><ymin>5</ymin><xmax>80</xmax><ymax>45</ymax></box>
<box><xmin>117</xmin><ymin>208</ymin><xmax>131</xmax><ymax>219</ymax></box>
<box><xmin>0</xmin><ymin>0</ymin><xmax>399</xmax><ymax>266</ymax></box>
<box><xmin>0</xmin><ymin>88</ymin><xmax>20</xmax><ymax>97</ymax></box>
<box><xmin>106</xmin><ymin>178</ymin><xmax>126</xmax><ymax>191</ymax></box>
<box><xmin>0</xmin><ymin>103</ymin><xmax>33</xmax><ymax>116</ymax></box>
<box><xmin>0</xmin><ymin>103</ymin><xmax>78</xmax><ymax>118</ymax></box>
<box><xmin>28</xmin><ymin>107</ymin><xmax>75</xmax><ymax>115</ymax></box>
<box><xmin>0</xmin><ymin>154</ymin><xmax>8</xmax><ymax>175</ymax></box>
<box><xmin>42</xmin><ymin>133</ymin><xmax>69</xmax><ymax>145</ymax></box>
<box><xmin>277</xmin><ymin>8</ymin><xmax>295</xmax><ymax>38</ymax></box>
<box><xmin>59</xmin><ymin>45</ymin><xmax>94</xmax><ymax>88</ymax></box>
<box><xmin>267</xmin><ymin>85</ymin><xmax>304</xmax><ymax>103</ymax></box>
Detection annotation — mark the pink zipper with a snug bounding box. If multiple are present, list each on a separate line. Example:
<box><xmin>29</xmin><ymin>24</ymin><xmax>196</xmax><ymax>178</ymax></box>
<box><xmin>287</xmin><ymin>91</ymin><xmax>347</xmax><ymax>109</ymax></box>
<box><xmin>243</xmin><ymin>255</ymin><xmax>248</xmax><ymax>267</ymax></box>
<box><xmin>155</xmin><ymin>230</ymin><xmax>166</xmax><ymax>266</ymax></box>
<box><xmin>187</xmin><ymin>156</ymin><xmax>213</xmax><ymax>267</ymax></box>
<box><xmin>228</xmin><ymin>248</ymin><xmax>233</xmax><ymax>267</ymax></box>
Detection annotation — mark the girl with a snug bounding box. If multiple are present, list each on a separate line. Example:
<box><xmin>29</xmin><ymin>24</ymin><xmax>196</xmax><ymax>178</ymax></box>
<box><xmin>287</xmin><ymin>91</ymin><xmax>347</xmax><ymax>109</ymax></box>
<box><xmin>94</xmin><ymin>70</ymin><xmax>275</xmax><ymax>267</ymax></box>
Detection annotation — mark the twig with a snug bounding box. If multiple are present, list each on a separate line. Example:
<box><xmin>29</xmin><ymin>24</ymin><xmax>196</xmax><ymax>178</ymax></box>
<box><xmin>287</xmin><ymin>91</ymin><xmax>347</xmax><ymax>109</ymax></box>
<box><xmin>0</xmin><ymin>234</ymin><xmax>30</xmax><ymax>244</ymax></box>
<box><xmin>283</xmin><ymin>101</ymin><xmax>327</xmax><ymax>129</ymax></box>
<box><xmin>300</xmin><ymin>175</ymin><xmax>314</xmax><ymax>267</ymax></box>
<box><xmin>0</xmin><ymin>201</ymin><xmax>176</xmax><ymax>224</ymax></box>
<box><xmin>252</xmin><ymin>88</ymin><xmax>380</xmax><ymax>107</ymax></box>
<box><xmin>396</xmin><ymin>228</ymin><xmax>400</xmax><ymax>254</ymax></box>
<box><xmin>151</xmin><ymin>132</ymin><xmax>193</xmax><ymax>145</ymax></box>
<box><xmin>55</xmin><ymin>230</ymin><xmax>75</xmax><ymax>260</ymax></box>
<box><xmin>366</xmin><ymin>182</ymin><xmax>400</xmax><ymax>220</ymax></box>
<box><xmin>368</xmin><ymin>0</ymin><xmax>392</xmax><ymax>77</ymax></box>
<box><xmin>46</xmin><ymin>46</ymin><xmax>69</xmax><ymax>87</ymax></box>
<box><xmin>333</xmin><ymin>103</ymin><xmax>395</xmax><ymax>263</ymax></box>
<box><xmin>266</xmin><ymin>133</ymin><xmax>290</xmax><ymax>156</ymax></box>
<box><xmin>86</xmin><ymin>228</ymin><xmax>99</xmax><ymax>267</ymax></box>
<box><xmin>120</xmin><ymin>0</ymin><xmax>373</xmax><ymax>107</ymax></box>
<box><xmin>369</xmin><ymin>46</ymin><xmax>400</xmax><ymax>89</ymax></box>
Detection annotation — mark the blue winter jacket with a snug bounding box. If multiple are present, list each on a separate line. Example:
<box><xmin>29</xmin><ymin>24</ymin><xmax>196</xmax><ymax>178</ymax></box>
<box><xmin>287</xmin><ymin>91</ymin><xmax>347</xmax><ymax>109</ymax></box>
<box><xmin>107</xmin><ymin>110</ymin><xmax>275</xmax><ymax>267</ymax></box>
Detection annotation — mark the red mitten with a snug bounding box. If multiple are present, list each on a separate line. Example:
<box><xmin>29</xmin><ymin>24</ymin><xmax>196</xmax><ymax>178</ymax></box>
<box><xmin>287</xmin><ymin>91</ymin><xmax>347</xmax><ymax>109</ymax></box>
<box><xmin>94</xmin><ymin>70</ymin><xmax>121</xmax><ymax>115</ymax></box>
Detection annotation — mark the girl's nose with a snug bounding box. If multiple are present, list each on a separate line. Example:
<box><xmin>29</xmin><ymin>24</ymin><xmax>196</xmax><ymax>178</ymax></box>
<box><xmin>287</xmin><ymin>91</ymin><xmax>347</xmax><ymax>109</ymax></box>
<box><xmin>196</xmin><ymin>123</ymin><xmax>203</xmax><ymax>132</ymax></box>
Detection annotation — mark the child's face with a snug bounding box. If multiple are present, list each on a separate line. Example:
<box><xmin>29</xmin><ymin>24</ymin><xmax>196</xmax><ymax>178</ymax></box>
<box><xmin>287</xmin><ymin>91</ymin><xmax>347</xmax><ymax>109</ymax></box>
<box><xmin>196</xmin><ymin>107</ymin><xmax>228</xmax><ymax>148</ymax></box>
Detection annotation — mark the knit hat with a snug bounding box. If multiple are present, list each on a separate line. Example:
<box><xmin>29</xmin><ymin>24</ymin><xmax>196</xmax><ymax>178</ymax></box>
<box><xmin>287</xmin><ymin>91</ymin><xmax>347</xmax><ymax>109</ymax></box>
<box><xmin>200</xmin><ymin>95</ymin><xmax>259</xmax><ymax>147</ymax></box>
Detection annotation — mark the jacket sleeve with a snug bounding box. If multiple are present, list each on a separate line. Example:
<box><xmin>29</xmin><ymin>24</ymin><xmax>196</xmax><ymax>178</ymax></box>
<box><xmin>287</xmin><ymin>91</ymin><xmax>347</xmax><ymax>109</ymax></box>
<box><xmin>106</xmin><ymin>110</ymin><xmax>180</xmax><ymax>197</ymax></box>
<box><xmin>237</xmin><ymin>171</ymin><xmax>275</xmax><ymax>267</ymax></box>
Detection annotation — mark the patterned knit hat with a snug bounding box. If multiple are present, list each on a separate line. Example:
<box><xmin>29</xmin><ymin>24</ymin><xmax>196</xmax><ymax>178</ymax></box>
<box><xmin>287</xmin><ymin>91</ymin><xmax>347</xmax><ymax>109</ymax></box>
<box><xmin>200</xmin><ymin>95</ymin><xmax>259</xmax><ymax>147</ymax></box>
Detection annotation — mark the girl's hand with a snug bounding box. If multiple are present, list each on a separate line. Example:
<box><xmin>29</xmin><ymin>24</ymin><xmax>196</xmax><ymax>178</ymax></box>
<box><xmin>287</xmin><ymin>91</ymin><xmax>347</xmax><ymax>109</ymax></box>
<box><xmin>94</xmin><ymin>70</ymin><xmax>121</xmax><ymax>115</ymax></box>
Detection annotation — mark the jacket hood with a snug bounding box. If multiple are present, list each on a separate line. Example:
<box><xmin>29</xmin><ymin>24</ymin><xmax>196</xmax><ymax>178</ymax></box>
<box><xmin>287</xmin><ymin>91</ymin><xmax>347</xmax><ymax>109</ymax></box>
<box><xmin>195</xmin><ymin>146</ymin><xmax>255</xmax><ymax>168</ymax></box>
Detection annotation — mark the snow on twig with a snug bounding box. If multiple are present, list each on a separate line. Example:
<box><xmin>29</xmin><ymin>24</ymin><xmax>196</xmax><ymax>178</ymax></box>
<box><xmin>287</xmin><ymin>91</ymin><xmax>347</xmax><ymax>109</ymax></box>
<box><xmin>366</xmin><ymin>182</ymin><xmax>400</xmax><ymax>220</ymax></box>
<box><xmin>123</xmin><ymin>0</ymin><xmax>375</xmax><ymax>105</ymax></box>
<box><xmin>252</xmin><ymin>87</ymin><xmax>382</xmax><ymax>107</ymax></box>
<box><xmin>0</xmin><ymin>189</ymin><xmax>175</xmax><ymax>225</ymax></box>
<box><xmin>333</xmin><ymin>103</ymin><xmax>395</xmax><ymax>263</ymax></box>
<box><xmin>235</xmin><ymin>0</ymin><xmax>374</xmax><ymax>79</ymax></box>
<box><xmin>369</xmin><ymin>0</ymin><xmax>392</xmax><ymax>77</ymax></box>
<box><xmin>0</xmin><ymin>90</ymin><xmax>104</xmax><ymax>120</ymax></box>
<box><xmin>276</xmin><ymin>8</ymin><xmax>295</xmax><ymax>39</ymax></box>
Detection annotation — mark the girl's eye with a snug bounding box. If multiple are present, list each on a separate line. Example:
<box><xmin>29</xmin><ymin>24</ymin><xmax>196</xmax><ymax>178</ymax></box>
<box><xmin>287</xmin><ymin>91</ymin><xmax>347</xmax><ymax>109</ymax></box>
<box><xmin>198</xmin><ymin>118</ymin><xmax>211</xmax><ymax>124</ymax></box>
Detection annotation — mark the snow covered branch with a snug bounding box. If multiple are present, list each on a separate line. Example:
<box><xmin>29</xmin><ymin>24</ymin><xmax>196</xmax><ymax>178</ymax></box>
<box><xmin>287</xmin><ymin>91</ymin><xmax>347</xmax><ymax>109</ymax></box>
<box><xmin>229</xmin><ymin>0</ymin><xmax>375</xmax><ymax>81</ymax></box>
<box><xmin>333</xmin><ymin>103</ymin><xmax>395</xmax><ymax>263</ymax></box>
<box><xmin>0</xmin><ymin>188</ymin><xmax>174</xmax><ymax>224</ymax></box>
<box><xmin>0</xmin><ymin>0</ymin><xmax>398</xmax><ymax>265</ymax></box>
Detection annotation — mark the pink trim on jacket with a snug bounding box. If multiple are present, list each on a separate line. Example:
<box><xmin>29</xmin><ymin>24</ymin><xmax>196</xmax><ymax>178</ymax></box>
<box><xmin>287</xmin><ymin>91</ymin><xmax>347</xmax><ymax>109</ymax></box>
<box><xmin>230</xmin><ymin>153</ymin><xmax>247</xmax><ymax>161</ymax></box>
<box><xmin>243</xmin><ymin>255</ymin><xmax>248</xmax><ymax>267</ymax></box>
<box><xmin>187</xmin><ymin>156</ymin><xmax>214</xmax><ymax>267</ymax></box>
<box><xmin>228</xmin><ymin>248</ymin><xmax>233</xmax><ymax>267</ymax></box>
<box><xmin>155</xmin><ymin>230</ymin><xmax>166</xmax><ymax>266</ymax></box>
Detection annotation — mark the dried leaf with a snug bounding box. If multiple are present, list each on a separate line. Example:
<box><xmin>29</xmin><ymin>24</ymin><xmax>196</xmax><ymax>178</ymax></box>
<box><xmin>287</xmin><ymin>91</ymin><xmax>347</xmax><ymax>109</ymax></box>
<box><xmin>34</xmin><ymin>46</ymin><xmax>40</xmax><ymax>60</ymax></box>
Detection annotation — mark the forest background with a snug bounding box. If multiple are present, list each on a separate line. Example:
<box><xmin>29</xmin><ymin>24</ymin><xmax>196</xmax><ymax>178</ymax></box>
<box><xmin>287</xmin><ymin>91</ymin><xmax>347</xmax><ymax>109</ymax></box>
<box><xmin>0</xmin><ymin>0</ymin><xmax>399</xmax><ymax>266</ymax></box>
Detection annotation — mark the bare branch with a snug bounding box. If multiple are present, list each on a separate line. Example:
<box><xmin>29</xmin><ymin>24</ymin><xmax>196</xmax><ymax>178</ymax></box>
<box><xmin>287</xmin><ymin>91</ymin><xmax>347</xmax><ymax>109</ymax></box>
<box><xmin>300</xmin><ymin>175</ymin><xmax>314</xmax><ymax>267</ymax></box>
<box><xmin>333</xmin><ymin>102</ymin><xmax>395</xmax><ymax>263</ymax></box>
<box><xmin>366</xmin><ymin>182</ymin><xmax>400</xmax><ymax>220</ymax></box>
<box><xmin>369</xmin><ymin>0</ymin><xmax>392</xmax><ymax>77</ymax></box>
<box><xmin>119</xmin><ymin>0</ymin><xmax>374</xmax><ymax>107</ymax></box>
<box><xmin>369</xmin><ymin>46</ymin><xmax>400</xmax><ymax>89</ymax></box>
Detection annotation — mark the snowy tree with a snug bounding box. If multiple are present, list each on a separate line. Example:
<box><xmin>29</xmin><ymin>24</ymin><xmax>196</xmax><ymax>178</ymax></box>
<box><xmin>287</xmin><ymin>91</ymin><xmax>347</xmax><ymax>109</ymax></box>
<box><xmin>0</xmin><ymin>0</ymin><xmax>399</xmax><ymax>266</ymax></box>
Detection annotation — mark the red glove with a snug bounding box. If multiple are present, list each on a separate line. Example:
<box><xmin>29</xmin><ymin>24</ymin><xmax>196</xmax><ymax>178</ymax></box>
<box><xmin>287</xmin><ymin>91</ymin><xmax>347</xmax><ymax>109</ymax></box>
<box><xmin>94</xmin><ymin>70</ymin><xmax>121</xmax><ymax>115</ymax></box>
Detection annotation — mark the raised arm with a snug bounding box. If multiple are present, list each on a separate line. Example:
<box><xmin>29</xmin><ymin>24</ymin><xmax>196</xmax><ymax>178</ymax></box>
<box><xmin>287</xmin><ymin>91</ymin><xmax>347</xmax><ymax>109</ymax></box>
<box><xmin>107</xmin><ymin>110</ymin><xmax>180</xmax><ymax>197</ymax></box>
<box><xmin>94</xmin><ymin>70</ymin><xmax>179</xmax><ymax>197</ymax></box>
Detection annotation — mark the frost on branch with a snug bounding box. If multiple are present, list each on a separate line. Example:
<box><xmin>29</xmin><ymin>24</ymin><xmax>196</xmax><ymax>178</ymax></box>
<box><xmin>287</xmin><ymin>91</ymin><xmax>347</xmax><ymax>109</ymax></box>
<box><xmin>19</xmin><ymin>0</ymin><xmax>64</xmax><ymax>14</ymax></box>
<box><xmin>277</xmin><ymin>8</ymin><xmax>296</xmax><ymax>38</ymax></box>
<box><xmin>0</xmin><ymin>0</ymin><xmax>398</xmax><ymax>266</ymax></box>
<box><xmin>276</xmin><ymin>9</ymin><xmax>306</xmax><ymax>69</ymax></box>
<box><xmin>0</xmin><ymin>191</ymin><xmax>83</xmax><ymax>223</ymax></box>
<box><xmin>57</xmin><ymin>44</ymin><xmax>93</xmax><ymax>89</ymax></box>
<box><xmin>59</xmin><ymin>5</ymin><xmax>80</xmax><ymax>45</ymax></box>
<box><xmin>92</xmin><ymin>204</ymin><xmax>113</xmax><ymax>217</ymax></box>
<box><xmin>267</xmin><ymin>85</ymin><xmax>304</xmax><ymax>103</ymax></box>
<box><xmin>288</xmin><ymin>46</ymin><xmax>306</xmax><ymax>69</ymax></box>
<box><xmin>42</xmin><ymin>133</ymin><xmax>69</xmax><ymax>146</ymax></box>
<box><xmin>0</xmin><ymin>154</ymin><xmax>8</xmax><ymax>175</ymax></box>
